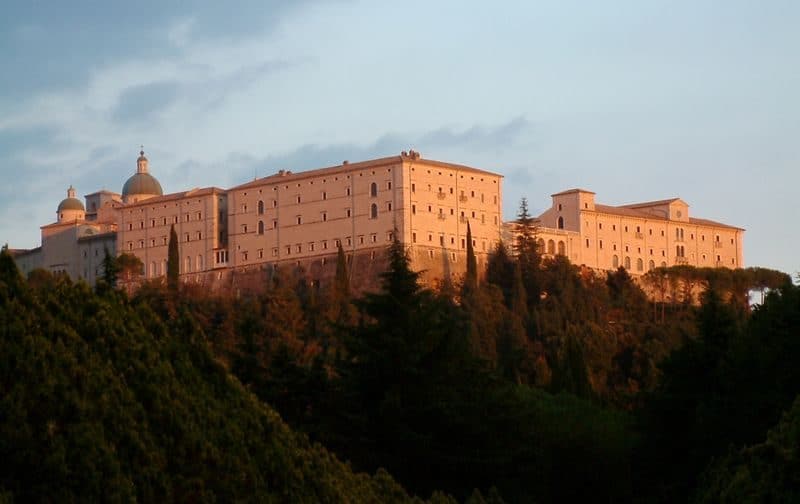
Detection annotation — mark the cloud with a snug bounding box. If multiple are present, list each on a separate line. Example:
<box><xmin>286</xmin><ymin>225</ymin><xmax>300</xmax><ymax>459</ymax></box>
<box><xmin>112</xmin><ymin>82</ymin><xmax>181</xmax><ymax>123</ymax></box>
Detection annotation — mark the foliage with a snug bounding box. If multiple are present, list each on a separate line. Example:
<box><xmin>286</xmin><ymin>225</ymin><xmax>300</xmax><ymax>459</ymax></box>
<box><xmin>167</xmin><ymin>224</ymin><xmax>179</xmax><ymax>291</ymax></box>
<box><xmin>0</xmin><ymin>249</ymin><xmax>440</xmax><ymax>503</ymax></box>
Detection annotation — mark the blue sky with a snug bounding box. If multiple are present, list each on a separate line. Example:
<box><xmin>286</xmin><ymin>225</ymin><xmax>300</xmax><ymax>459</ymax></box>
<box><xmin>1</xmin><ymin>0</ymin><xmax>797</xmax><ymax>274</ymax></box>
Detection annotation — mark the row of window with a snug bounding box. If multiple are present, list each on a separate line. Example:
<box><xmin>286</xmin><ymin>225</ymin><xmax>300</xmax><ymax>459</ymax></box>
<box><xmin>556</xmin><ymin>217</ymin><xmax>736</xmax><ymax>246</ymax></box>
<box><xmin>125</xmin><ymin>212</ymin><xmax>204</xmax><ymax>230</ymax></box>
<box><xmin>126</xmin><ymin>231</ymin><xmax>204</xmax><ymax>250</ymax></box>
<box><xmin>240</xmin><ymin>232</ymin><xmax>396</xmax><ymax>261</ymax></box>
<box><xmin>244</xmin><ymin>182</ymin><xmax>392</xmax><ymax>214</ymax></box>
<box><xmin>408</xmin><ymin>232</ymin><xmax>488</xmax><ymax>251</ymax></box>
<box><xmin>409</xmin><ymin>184</ymin><xmax>496</xmax><ymax>203</ymax></box>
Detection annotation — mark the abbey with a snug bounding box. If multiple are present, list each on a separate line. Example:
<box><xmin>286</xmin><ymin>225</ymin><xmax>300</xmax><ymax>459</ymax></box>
<box><xmin>10</xmin><ymin>150</ymin><xmax>744</xmax><ymax>288</ymax></box>
<box><xmin>11</xmin><ymin>150</ymin><xmax>504</xmax><ymax>288</ymax></box>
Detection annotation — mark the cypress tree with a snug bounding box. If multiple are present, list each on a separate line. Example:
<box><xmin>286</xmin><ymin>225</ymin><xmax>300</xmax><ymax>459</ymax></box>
<box><xmin>464</xmin><ymin>221</ymin><xmax>478</xmax><ymax>293</ymax></box>
<box><xmin>101</xmin><ymin>246</ymin><xmax>119</xmax><ymax>288</ymax></box>
<box><xmin>334</xmin><ymin>243</ymin><xmax>350</xmax><ymax>300</ymax></box>
<box><xmin>167</xmin><ymin>224</ymin><xmax>179</xmax><ymax>291</ymax></box>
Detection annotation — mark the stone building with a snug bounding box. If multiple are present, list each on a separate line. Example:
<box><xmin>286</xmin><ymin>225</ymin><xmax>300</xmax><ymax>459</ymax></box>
<box><xmin>506</xmin><ymin>188</ymin><xmax>744</xmax><ymax>275</ymax></box>
<box><xmin>11</xmin><ymin>149</ymin><xmax>504</xmax><ymax>289</ymax></box>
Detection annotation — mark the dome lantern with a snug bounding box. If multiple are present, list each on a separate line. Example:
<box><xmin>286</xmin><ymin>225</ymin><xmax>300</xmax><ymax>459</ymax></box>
<box><xmin>57</xmin><ymin>185</ymin><xmax>85</xmax><ymax>222</ymax></box>
<box><xmin>123</xmin><ymin>147</ymin><xmax>163</xmax><ymax>203</ymax></box>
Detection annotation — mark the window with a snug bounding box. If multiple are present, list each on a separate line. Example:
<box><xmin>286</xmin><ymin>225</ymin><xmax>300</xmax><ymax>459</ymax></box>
<box><xmin>242</xmin><ymin>225</ymin><xmax>248</xmax><ymax>234</ymax></box>
<box><xmin>370</xmin><ymin>182</ymin><xmax>378</xmax><ymax>197</ymax></box>
<box><xmin>636</xmin><ymin>258</ymin><xmax>643</xmax><ymax>271</ymax></box>
<box><xmin>197</xmin><ymin>255</ymin><xmax>204</xmax><ymax>271</ymax></box>
<box><xmin>346</xmin><ymin>187</ymin><xmax>351</xmax><ymax>196</ymax></box>
<box><xmin>258</xmin><ymin>221</ymin><xmax>264</xmax><ymax>234</ymax></box>
<box><xmin>258</xmin><ymin>201</ymin><xmax>264</xmax><ymax>214</ymax></box>
<box><xmin>296</xmin><ymin>244</ymin><xmax>302</xmax><ymax>253</ymax></box>
<box><xmin>272</xmin><ymin>248</ymin><xmax>278</xmax><ymax>257</ymax></box>
<box><xmin>649</xmin><ymin>260</ymin><xmax>655</xmax><ymax>270</ymax></box>
<box><xmin>585</xmin><ymin>238</ymin><xmax>590</xmax><ymax>248</ymax></box>
<box><xmin>557</xmin><ymin>216</ymin><xmax>564</xmax><ymax>229</ymax></box>
<box><xmin>185</xmin><ymin>256</ymin><xmax>192</xmax><ymax>273</ymax></box>
<box><xmin>272</xmin><ymin>220</ymin><xmax>278</xmax><ymax>229</ymax></box>
<box><xmin>197</xmin><ymin>212</ymin><xmax>202</xmax><ymax>220</ymax></box>
<box><xmin>411</xmin><ymin>183</ymin><xmax>416</xmax><ymax>193</ymax></box>
<box><xmin>599</xmin><ymin>240</ymin><xmax>603</xmax><ymax>249</ymax></box>
<box><xmin>372</xmin><ymin>234</ymin><xmax>378</xmax><ymax>243</ymax></box>
<box><xmin>547</xmin><ymin>240</ymin><xmax>555</xmax><ymax>254</ymax></box>
<box><xmin>346</xmin><ymin>208</ymin><xmax>352</xmax><ymax>218</ymax></box>
<box><xmin>412</xmin><ymin>205</ymin><xmax>416</xmax><ymax>215</ymax></box>
<box><xmin>612</xmin><ymin>255</ymin><xmax>619</xmax><ymax>268</ymax></box>
<box><xmin>185</xmin><ymin>234</ymin><xmax>190</xmax><ymax>242</ymax></box>
<box><xmin>296</xmin><ymin>216</ymin><xmax>302</xmax><ymax>225</ymax></box>
<box><xmin>322</xmin><ymin>191</ymin><xmax>327</xmax><ymax>200</ymax></box>
<box><xmin>273</xmin><ymin>200</ymin><xmax>277</xmax><ymax>208</ymax></box>
<box><xmin>322</xmin><ymin>212</ymin><xmax>327</xmax><ymax>222</ymax></box>
<box><xmin>387</xmin><ymin>202</ymin><xmax>392</xmax><ymax>211</ymax></box>
<box><xmin>412</xmin><ymin>232</ymin><xmax>417</xmax><ymax>243</ymax></box>
<box><xmin>558</xmin><ymin>203</ymin><xmax>562</xmax><ymax>211</ymax></box>
<box><xmin>558</xmin><ymin>241</ymin><xmax>566</xmax><ymax>255</ymax></box>
<box><xmin>346</xmin><ymin>237</ymin><xmax>352</xmax><ymax>246</ymax></box>
<box><xmin>624</xmin><ymin>256</ymin><xmax>631</xmax><ymax>269</ymax></box>
<box><xmin>322</xmin><ymin>240</ymin><xmax>328</xmax><ymax>250</ymax></box>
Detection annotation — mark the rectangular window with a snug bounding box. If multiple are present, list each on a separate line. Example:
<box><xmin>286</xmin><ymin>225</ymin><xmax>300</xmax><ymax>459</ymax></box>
<box><xmin>346</xmin><ymin>208</ymin><xmax>351</xmax><ymax>218</ymax></box>
<box><xmin>346</xmin><ymin>237</ymin><xmax>352</xmax><ymax>246</ymax></box>
<box><xmin>258</xmin><ymin>249</ymin><xmax>264</xmax><ymax>259</ymax></box>
<box><xmin>412</xmin><ymin>204</ymin><xmax>416</xmax><ymax>214</ymax></box>
<box><xmin>359</xmin><ymin>236</ymin><xmax>364</xmax><ymax>244</ymax></box>
<box><xmin>411</xmin><ymin>183</ymin><xmax>416</xmax><ymax>193</ymax></box>
<box><xmin>387</xmin><ymin>202</ymin><xmax>393</xmax><ymax>211</ymax></box>
<box><xmin>322</xmin><ymin>240</ymin><xmax>328</xmax><ymax>250</ymax></box>
<box><xmin>197</xmin><ymin>212</ymin><xmax>202</xmax><ymax>220</ymax></box>
<box><xmin>322</xmin><ymin>212</ymin><xmax>327</xmax><ymax>222</ymax></box>
<box><xmin>296</xmin><ymin>216</ymin><xmax>302</xmax><ymax>225</ymax></box>
<box><xmin>185</xmin><ymin>233</ymin><xmax>190</xmax><ymax>242</ymax></box>
<box><xmin>412</xmin><ymin>232</ymin><xmax>417</xmax><ymax>243</ymax></box>
<box><xmin>309</xmin><ymin>243</ymin><xmax>315</xmax><ymax>252</ymax></box>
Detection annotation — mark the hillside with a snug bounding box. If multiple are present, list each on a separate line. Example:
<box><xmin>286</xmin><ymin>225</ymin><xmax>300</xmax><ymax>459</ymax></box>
<box><xmin>0</xmin><ymin>251</ymin><xmax>445</xmax><ymax>503</ymax></box>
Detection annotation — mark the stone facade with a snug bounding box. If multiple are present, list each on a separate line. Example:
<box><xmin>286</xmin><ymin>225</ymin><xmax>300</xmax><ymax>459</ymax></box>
<box><xmin>506</xmin><ymin>188</ymin><xmax>744</xmax><ymax>275</ymax></box>
<box><xmin>11</xmin><ymin>150</ymin><xmax>504</xmax><ymax>289</ymax></box>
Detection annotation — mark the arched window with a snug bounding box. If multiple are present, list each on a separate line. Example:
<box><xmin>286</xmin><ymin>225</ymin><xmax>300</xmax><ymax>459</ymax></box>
<box><xmin>557</xmin><ymin>216</ymin><xmax>564</xmax><ymax>229</ymax></box>
<box><xmin>258</xmin><ymin>220</ymin><xmax>264</xmax><ymax>235</ymax></box>
<box><xmin>547</xmin><ymin>240</ymin><xmax>555</xmax><ymax>254</ymax></box>
<box><xmin>197</xmin><ymin>255</ymin><xmax>203</xmax><ymax>271</ymax></box>
<box><xmin>161</xmin><ymin>260</ymin><xmax>167</xmax><ymax>276</ymax></box>
<box><xmin>557</xmin><ymin>240</ymin><xmax>565</xmax><ymax>255</ymax></box>
<box><xmin>612</xmin><ymin>255</ymin><xmax>619</xmax><ymax>268</ymax></box>
<box><xmin>648</xmin><ymin>260</ymin><xmax>655</xmax><ymax>271</ymax></box>
<box><xmin>371</xmin><ymin>203</ymin><xmax>378</xmax><ymax>219</ymax></box>
<box><xmin>537</xmin><ymin>238</ymin><xmax>545</xmax><ymax>252</ymax></box>
<box><xmin>660</xmin><ymin>261</ymin><xmax>667</xmax><ymax>268</ymax></box>
<box><xmin>150</xmin><ymin>261</ymin><xmax>157</xmax><ymax>277</ymax></box>
<box><xmin>624</xmin><ymin>256</ymin><xmax>631</xmax><ymax>269</ymax></box>
<box><xmin>185</xmin><ymin>256</ymin><xmax>192</xmax><ymax>273</ymax></box>
<box><xmin>370</xmin><ymin>182</ymin><xmax>378</xmax><ymax>197</ymax></box>
<box><xmin>257</xmin><ymin>200</ymin><xmax>264</xmax><ymax>215</ymax></box>
<box><xmin>636</xmin><ymin>258</ymin><xmax>643</xmax><ymax>271</ymax></box>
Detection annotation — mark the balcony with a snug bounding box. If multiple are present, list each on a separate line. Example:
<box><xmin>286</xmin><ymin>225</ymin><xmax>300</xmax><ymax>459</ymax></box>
<box><xmin>635</xmin><ymin>232</ymin><xmax>644</xmax><ymax>239</ymax></box>
<box><xmin>459</xmin><ymin>194</ymin><xmax>468</xmax><ymax>203</ymax></box>
<box><xmin>437</xmin><ymin>191</ymin><xmax>447</xmax><ymax>200</ymax></box>
<box><xmin>675</xmin><ymin>256</ymin><xmax>688</xmax><ymax>265</ymax></box>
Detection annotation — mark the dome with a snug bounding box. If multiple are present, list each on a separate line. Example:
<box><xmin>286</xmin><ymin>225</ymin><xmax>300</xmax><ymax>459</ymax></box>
<box><xmin>122</xmin><ymin>172</ymin><xmax>163</xmax><ymax>197</ymax></box>
<box><xmin>57</xmin><ymin>197</ymin><xmax>85</xmax><ymax>212</ymax></box>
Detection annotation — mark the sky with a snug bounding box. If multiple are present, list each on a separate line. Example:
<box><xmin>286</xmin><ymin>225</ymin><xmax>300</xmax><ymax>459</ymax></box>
<box><xmin>0</xmin><ymin>0</ymin><xmax>797</xmax><ymax>274</ymax></box>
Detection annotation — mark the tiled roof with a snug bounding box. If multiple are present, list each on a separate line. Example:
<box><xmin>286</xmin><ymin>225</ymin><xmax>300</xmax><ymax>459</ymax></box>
<box><xmin>621</xmin><ymin>198</ymin><xmax>683</xmax><ymax>209</ymax></box>
<box><xmin>551</xmin><ymin>188</ymin><xmax>596</xmax><ymax>197</ymax></box>
<box><xmin>229</xmin><ymin>155</ymin><xmax>502</xmax><ymax>191</ymax></box>
<box><xmin>122</xmin><ymin>187</ymin><xmax>226</xmax><ymax>208</ymax></box>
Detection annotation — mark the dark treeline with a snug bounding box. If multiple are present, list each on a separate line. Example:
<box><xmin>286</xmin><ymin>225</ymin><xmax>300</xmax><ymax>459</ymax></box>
<box><xmin>1</xmin><ymin>200</ymin><xmax>798</xmax><ymax>502</ymax></box>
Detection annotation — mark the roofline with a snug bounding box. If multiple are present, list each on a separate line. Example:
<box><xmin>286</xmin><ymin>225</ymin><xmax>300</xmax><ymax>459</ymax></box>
<box><xmin>580</xmin><ymin>205</ymin><xmax>745</xmax><ymax>231</ymax></box>
<box><xmin>77</xmin><ymin>231</ymin><xmax>117</xmax><ymax>242</ymax></box>
<box><xmin>229</xmin><ymin>154</ymin><xmax>503</xmax><ymax>191</ymax></box>
<box><xmin>84</xmin><ymin>190</ymin><xmax>121</xmax><ymax>197</ymax></box>
<box><xmin>551</xmin><ymin>188</ymin><xmax>596</xmax><ymax>197</ymax></box>
<box><xmin>121</xmin><ymin>186</ymin><xmax>227</xmax><ymax>208</ymax></box>
<box><xmin>621</xmin><ymin>198</ymin><xmax>685</xmax><ymax>209</ymax></box>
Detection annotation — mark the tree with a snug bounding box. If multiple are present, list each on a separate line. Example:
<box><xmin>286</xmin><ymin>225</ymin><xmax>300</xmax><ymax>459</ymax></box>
<box><xmin>101</xmin><ymin>246</ymin><xmax>119</xmax><ymax>288</ymax></box>
<box><xmin>464</xmin><ymin>221</ymin><xmax>478</xmax><ymax>294</ymax></box>
<box><xmin>116</xmin><ymin>253</ymin><xmax>144</xmax><ymax>288</ymax></box>
<box><xmin>513</xmin><ymin>198</ymin><xmax>542</xmax><ymax>309</ymax></box>
<box><xmin>334</xmin><ymin>243</ymin><xmax>350</xmax><ymax>301</ymax></box>
<box><xmin>167</xmin><ymin>224</ymin><xmax>179</xmax><ymax>291</ymax></box>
